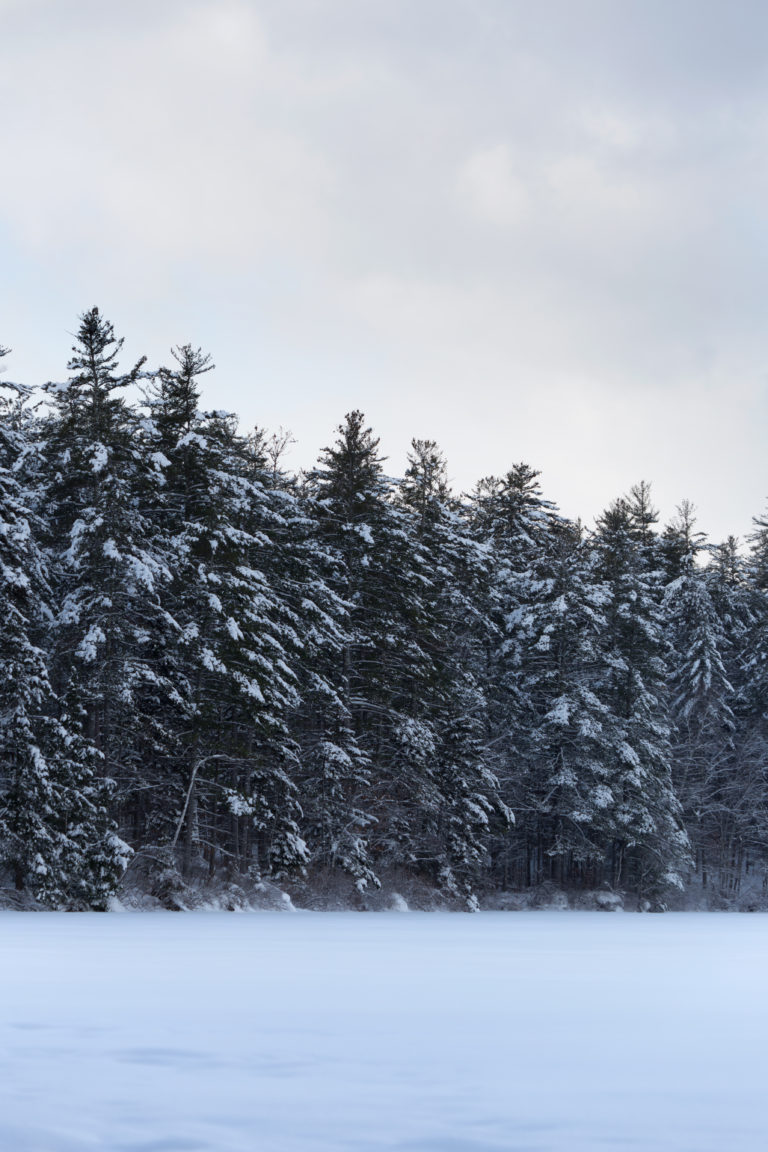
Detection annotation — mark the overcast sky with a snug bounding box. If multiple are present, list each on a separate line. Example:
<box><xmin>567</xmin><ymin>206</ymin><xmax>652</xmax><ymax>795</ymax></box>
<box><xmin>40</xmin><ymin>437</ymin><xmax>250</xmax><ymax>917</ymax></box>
<box><xmin>2</xmin><ymin>0</ymin><xmax>767</xmax><ymax>541</ymax></box>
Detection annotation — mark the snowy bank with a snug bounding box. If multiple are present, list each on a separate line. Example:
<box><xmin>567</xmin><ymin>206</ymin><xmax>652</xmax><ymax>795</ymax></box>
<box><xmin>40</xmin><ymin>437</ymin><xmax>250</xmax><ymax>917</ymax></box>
<box><xmin>1</xmin><ymin>912</ymin><xmax>766</xmax><ymax>1150</ymax></box>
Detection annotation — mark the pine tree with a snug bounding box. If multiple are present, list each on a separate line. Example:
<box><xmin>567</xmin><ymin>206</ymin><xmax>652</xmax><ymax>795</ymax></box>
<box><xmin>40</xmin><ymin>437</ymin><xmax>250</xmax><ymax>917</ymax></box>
<box><xmin>398</xmin><ymin>439</ymin><xmax>507</xmax><ymax>905</ymax></box>
<box><xmin>303</xmin><ymin>412</ymin><xmax>399</xmax><ymax>888</ymax></box>
<box><xmin>719</xmin><ymin>513</ymin><xmax>768</xmax><ymax>892</ymax></box>
<box><xmin>515</xmin><ymin>524</ymin><xmax>628</xmax><ymax>888</ymax></box>
<box><xmin>468</xmin><ymin>463</ymin><xmax>564</xmax><ymax>887</ymax></box>
<box><xmin>40</xmin><ymin>309</ymin><xmax>174</xmax><ymax>851</ymax></box>
<box><xmin>291</xmin><ymin>480</ymin><xmax>377</xmax><ymax>892</ymax></box>
<box><xmin>0</xmin><ymin>346</ymin><xmax>127</xmax><ymax>907</ymax></box>
<box><xmin>663</xmin><ymin>507</ymin><xmax>736</xmax><ymax>887</ymax></box>
<box><xmin>593</xmin><ymin>495</ymin><xmax>690</xmax><ymax>903</ymax></box>
<box><xmin>144</xmin><ymin>346</ymin><xmax>308</xmax><ymax>881</ymax></box>
<box><xmin>307</xmin><ymin>414</ymin><xmax>484</xmax><ymax>894</ymax></box>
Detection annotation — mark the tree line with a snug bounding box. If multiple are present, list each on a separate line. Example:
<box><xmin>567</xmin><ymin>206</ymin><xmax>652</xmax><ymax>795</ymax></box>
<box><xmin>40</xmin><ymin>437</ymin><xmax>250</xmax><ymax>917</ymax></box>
<box><xmin>0</xmin><ymin>308</ymin><xmax>765</xmax><ymax>909</ymax></box>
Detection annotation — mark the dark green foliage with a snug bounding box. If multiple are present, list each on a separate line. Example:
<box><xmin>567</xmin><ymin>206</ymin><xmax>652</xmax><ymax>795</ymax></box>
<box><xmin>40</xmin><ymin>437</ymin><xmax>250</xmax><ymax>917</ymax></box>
<box><xmin>143</xmin><ymin>346</ymin><xmax>310</xmax><ymax>880</ymax></box>
<box><xmin>0</xmin><ymin>344</ymin><xmax>128</xmax><ymax>908</ymax></box>
<box><xmin>1</xmin><ymin>315</ymin><xmax>767</xmax><ymax>908</ymax></box>
<box><xmin>593</xmin><ymin>496</ymin><xmax>691</xmax><ymax>900</ymax></box>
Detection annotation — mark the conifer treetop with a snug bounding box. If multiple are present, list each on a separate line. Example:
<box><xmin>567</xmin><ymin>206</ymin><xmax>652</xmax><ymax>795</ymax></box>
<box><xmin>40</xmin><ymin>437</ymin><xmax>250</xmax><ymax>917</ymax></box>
<box><xmin>44</xmin><ymin>308</ymin><xmax>147</xmax><ymax>440</ymax></box>
<box><xmin>152</xmin><ymin>344</ymin><xmax>214</xmax><ymax>437</ymax></box>
<box><xmin>67</xmin><ymin>307</ymin><xmax>146</xmax><ymax>391</ymax></box>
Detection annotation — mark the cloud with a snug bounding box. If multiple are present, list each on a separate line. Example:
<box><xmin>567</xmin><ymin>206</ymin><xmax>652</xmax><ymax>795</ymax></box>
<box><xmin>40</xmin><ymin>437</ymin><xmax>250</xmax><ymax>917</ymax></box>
<box><xmin>0</xmin><ymin>1</ymin><xmax>337</xmax><ymax>267</ymax></box>
<box><xmin>1</xmin><ymin>0</ymin><xmax>768</xmax><ymax>542</ymax></box>
<box><xmin>456</xmin><ymin>144</ymin><xmax>530</xmax><ymax>230</ymax></box>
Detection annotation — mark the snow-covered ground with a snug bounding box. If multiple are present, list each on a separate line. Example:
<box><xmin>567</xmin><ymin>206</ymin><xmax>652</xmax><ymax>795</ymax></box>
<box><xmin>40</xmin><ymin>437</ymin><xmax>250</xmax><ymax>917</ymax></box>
<box><xmin>1</xmin><ymin>911</ymin><xmax>767</xmax><ymax>1151</ymax></box>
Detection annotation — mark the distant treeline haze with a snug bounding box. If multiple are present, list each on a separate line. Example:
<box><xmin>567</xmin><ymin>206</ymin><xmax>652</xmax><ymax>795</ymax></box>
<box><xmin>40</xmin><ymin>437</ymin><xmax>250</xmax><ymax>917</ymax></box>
<box><xmin>0</xmin><ymin>309</ymin><xmax>765</xmax><ymax>909</ymax></box>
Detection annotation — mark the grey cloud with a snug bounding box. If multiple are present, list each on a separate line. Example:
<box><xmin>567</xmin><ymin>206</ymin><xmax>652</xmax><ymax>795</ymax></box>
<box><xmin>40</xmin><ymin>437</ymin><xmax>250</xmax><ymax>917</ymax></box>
<box><xmin>1</xmin><ymin>0</ymin><xmax>767</xmax><ymax>541</ymax></box>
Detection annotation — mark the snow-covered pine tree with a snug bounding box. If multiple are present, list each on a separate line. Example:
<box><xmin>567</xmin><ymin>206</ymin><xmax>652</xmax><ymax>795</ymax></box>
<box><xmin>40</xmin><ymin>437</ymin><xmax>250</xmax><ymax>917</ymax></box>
<box><xmin>658</xmin><ymin>500</ymin><xmax>703</xmax><ymax>584</ymax></box>
<box><xmin>305</xmin><ymin>411</ymin><xmax>409</xmax><ymax>889</ymax></box>
<box><xmin>718</xmin><ymin>511</ymin><xmax>768</xmax><ymax>892</ymax></box>
<box><xmin>39</xmin><ymin>309</ymin><xmax>175</xmax><ymax>854</ymax></box>
<box><xmin>0</xmin><ymin>346</ymin><xmax>127</xmax><ymax>907</ymax></box>
<box><xmin>144</xmin><ymin>346</ymin><xmax>308</xmax><ymax>881</ymax></box>
<box><xmin>467</xmin><ymin>463</ymin><xmax>564</xmax><ymax>887</ymax></box>
<box><xmin>286</xmin><ymin>468</ymin><xmax>377</xmax><ymax>893</ymax></box>
<box><xmin>510</xmin><ymin>521</ymin><xmax>629</xmax><ymax>888</ymax></box>
<box><xmin>309</xmin><ymin>414</ymin><xmax>477</xmax><ymax>894</ymax></box>
<box><xmin>397</xmin><ymin>439</ymin><xmax>508</xmax><ymax>906</ymax></box>
<box><xmin>662</xmin><ymin>505</ymin><xmax>736</xmax><ymax>887</ymax></box>
<box><xmin>592</xmin><ymin>494</ymin><xmax>690</xmax><ymax>904</ymax></box>
<box><xmin>240</xmin><ymin>424</ymin><xmax>368</xmax><ymax>886</ymax></box>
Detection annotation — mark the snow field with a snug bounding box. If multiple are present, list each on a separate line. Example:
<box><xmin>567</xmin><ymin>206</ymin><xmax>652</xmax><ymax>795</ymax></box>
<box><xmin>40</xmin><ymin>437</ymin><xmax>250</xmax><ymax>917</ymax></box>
<box><xmin>1</xmin><ymin>911</ymin><xmax>767</xmax><ymax>1151</ymax></box>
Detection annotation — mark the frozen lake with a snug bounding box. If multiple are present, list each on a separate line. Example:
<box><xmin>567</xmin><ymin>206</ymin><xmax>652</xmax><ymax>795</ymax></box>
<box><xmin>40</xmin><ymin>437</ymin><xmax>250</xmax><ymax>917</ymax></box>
<box><xmin>1</xmin><ymin>910</ymin><xmax>767</xmax><ymax>1151</ymax></box>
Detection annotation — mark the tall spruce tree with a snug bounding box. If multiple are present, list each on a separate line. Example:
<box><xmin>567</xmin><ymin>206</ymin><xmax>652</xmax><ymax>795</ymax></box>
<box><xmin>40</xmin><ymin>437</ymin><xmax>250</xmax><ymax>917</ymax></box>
<box><xmin>721</xmin><ymin>512</ymin><xmax>768</xmax><ymax>891</ymax></box>
<box><xmin>308</xmin><ymin>414</ymin><xmax>482</xmax><ymax>894</ymax></box>
<box><xmin>593</xmin><ymin>495</ymin><xmax>690</xmax><ymax>903</ymax></box>
<box><xmin>0</xmin><ymin>347</ymin><xmax>127</xmax><ymax>907</ymax></box>
<box><xmin>305</xmin><ymin>412</ymin><xmax>400</xmax><ymax>888</ymax></box>
<box><xmin>468</xmin><ymin>464</ymin><xmax>565</xmax><ymax>886</ymax></box>
<box><xmin>290</xmin><ymin>472</ymin><xmax>377</xmax><ymax>893</ymax></box>
<box><xmin>514</xmin><ymin>525</ymin><xmax>628</xmax><ymax>887</ymax></box>
<box><xmin>663</xmin><ymin>507</ymin><xmax>736</xmax><ymax>887</ymax></box>
<box><xmin>397</xmin><ymin>439</ymin><xmax>508</xmax><ymax>905</ymax></box>
<box><xmin>40</xmin><ymin>309</ymin><xmax>175</xmax><ymax>852</ymax></box>
<box><xmin>144</xmin><ymin>346</ymin><xmax>308</xmax><ymax>880</ymax></box>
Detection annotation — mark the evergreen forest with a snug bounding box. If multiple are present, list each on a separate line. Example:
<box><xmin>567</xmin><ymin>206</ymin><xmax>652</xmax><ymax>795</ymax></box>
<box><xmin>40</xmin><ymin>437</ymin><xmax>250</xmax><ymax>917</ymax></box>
<box><xmin>1</xmin><ymin>308</ymin><xmax>766</xmax><ymax>911</ymax></box>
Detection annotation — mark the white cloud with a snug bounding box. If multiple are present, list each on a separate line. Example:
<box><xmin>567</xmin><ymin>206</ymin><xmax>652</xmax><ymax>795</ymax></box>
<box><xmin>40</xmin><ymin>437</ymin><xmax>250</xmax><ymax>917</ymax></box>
<box><xmin>456</xmin><ymin>144</ymin><xmax>529</xmax><ymax>229</ymax></box>
<box><xmin>0</xmin><ymin>2</ymin><xmax>336</xmax><ymax>265</ymax></box>
<box><xmin>2</xmin><ymin>0</ymin><xmax>768</xmax><ymax>542</ymax></box>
